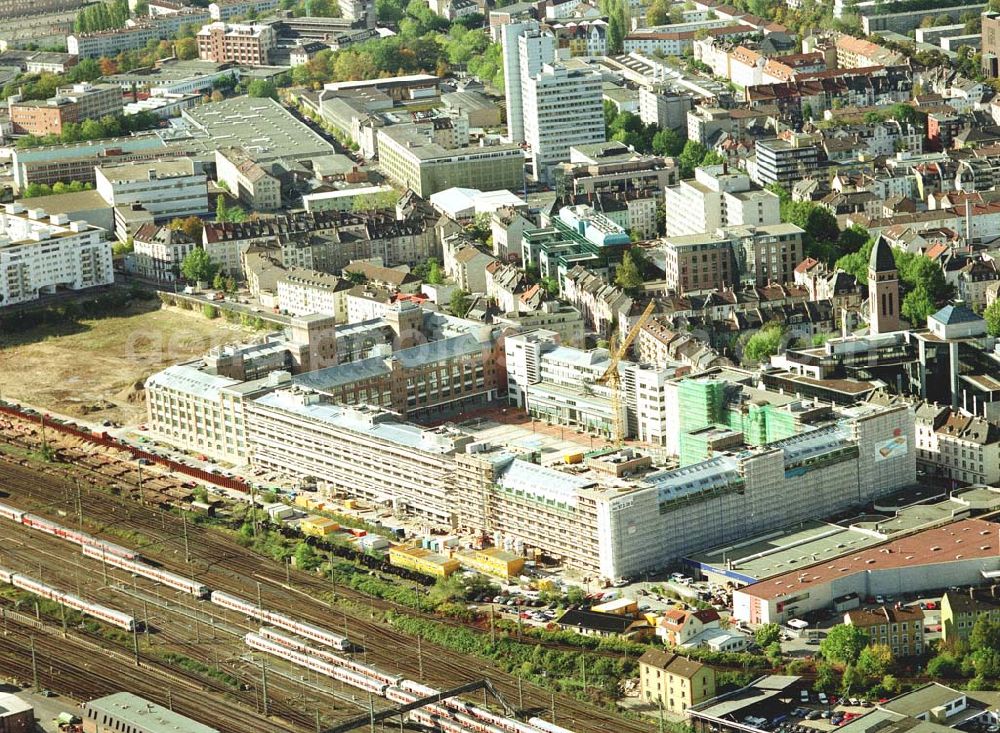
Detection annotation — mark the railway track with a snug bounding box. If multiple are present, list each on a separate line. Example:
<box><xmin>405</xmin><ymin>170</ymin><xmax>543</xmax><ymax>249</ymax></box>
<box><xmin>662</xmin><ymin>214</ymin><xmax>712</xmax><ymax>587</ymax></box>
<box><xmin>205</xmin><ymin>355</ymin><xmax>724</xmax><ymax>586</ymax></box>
<box><xmin>0</xmin><ymin>613</ymin><xmax>299</xmax><ymax>733</ymax></box>
<box><xmin>0</xmin><ymin>520</ymin><xmax>390</xmax><ymax>732</ymax></box>
<box><xmin>0</xmin><ymin>438</ymin><xmax>651</xmax><ymax>733</ymax></box>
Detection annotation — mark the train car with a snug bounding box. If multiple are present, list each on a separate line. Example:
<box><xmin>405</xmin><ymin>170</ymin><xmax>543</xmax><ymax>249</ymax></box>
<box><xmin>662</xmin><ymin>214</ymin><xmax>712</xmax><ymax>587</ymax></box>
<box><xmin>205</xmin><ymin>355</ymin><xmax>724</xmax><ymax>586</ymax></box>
<box><xmin>0</xmin><ymin>566</ymin><xmax>13</xmax><ymax>584</ymax></box>
<box><xmin>244</xmin><ymin>633</ymin><xmax>387</xmax><ymax>696</ymax></box>
<box><xmin>458</xmin><ymin>705</ymin><xmax>542</xmax><ymax>733</ymax></box>
<box><xmin>258</xmin><ymin>627</ymin><xmax>401</xmax><ymax>687</ymax></box>
<box><xmin>261</xmin><ymin>611</ymin><xmax>350</xmax><ymax>651</ymax></box>
<box><xmin>528</xmin><ymin>718</ymin><xmax>575</xmax><ymax>733</ymax></box>
<box><xmin>210</xmin><ymin>590</ymin><xmax>260</xmax><ymax>618</ymax></box>
<box><xmin>11</xmin><ymin>573</ymin><xmax>135</xmax><ymax>632</ymax></box>
<box><xmin>20</xmin><ymin>514</ymin><xmax>138</xmax><ymax>560</ymax></box>
<box><xmin>80</xmin><ymin>545</ymin><xmax>210</xmax><ymax>598</ymax></box>
<box><xmin>400</xmin><ymin>680</ymin><xmax>441</xmax><ymax>698</ymax></box>
<box><xmin>0</xmin><ymin>501</ymin><xmax>24</xmax><ymax>523</ymax></box>
<box><xmin>385</xmin><ymin>685</ymin><xmax>456</xmax><ymax>720</ymax></box>
<box><xmin>409</xmin><ymin>708</ymin><xmax>511</xmax><ymax>733</ymax></box>
<box><xmin>211</xmin><ymin>591</ymin><xmax>350</xmax><ymax>650</ymax></box>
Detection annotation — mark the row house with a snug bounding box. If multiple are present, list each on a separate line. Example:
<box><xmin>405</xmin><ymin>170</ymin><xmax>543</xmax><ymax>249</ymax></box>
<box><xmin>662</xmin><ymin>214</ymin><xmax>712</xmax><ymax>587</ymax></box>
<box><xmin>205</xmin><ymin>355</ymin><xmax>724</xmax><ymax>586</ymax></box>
<box><xmin>562</xmin><ymin>265</ymin><xmax>633</xmax><ymax>338</ymax></box>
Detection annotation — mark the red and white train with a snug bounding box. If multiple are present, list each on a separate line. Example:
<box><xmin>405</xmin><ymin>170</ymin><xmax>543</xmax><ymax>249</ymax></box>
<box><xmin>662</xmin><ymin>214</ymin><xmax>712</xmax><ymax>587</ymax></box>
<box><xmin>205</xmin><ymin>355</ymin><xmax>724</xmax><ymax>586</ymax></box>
<box><xmin>528</xmin><ymin>718</ymin><xmax>576</xmax><ymax>733</ymax></box>
<box><xmin>245</xmin><ymin>632</ymin><xmax>386</xmax><ymax>695</ymax></box>
<box><xmin>0</xmin><ymin>501</ymin><xmax>24</xmax><ymax>523</ymax></box>
<box><xmin>81</xmin><ymin>544</ymin><xmax>210</xmax><ymax>598</ymax></box>
<box><xmin>399</xmin><ymin>680</ymin><xmax>543</xmax><ymax>733</ymax></box>
<box><xmin>0</xmin><ymin>503</ymin><xmax>140</xmax><ymax>561</ymax></box>
<box><xmin>409</xmin><ymin>707</ymin><xmax>516</xmax><ymax>733</ymax></box>
<box><xmin>6</xmin><ymin>571</ymin><xmax>136</xmax><ymax>632</ymax></box>
<box><xmin>211</xmin><ymin>591</ymin><xmax>350</xmax><ymax>650</ymax></box>
<box><xmin>258</xmin><ymin>627</ymin><xmax>401</xmax><ymax>687</ymax></box>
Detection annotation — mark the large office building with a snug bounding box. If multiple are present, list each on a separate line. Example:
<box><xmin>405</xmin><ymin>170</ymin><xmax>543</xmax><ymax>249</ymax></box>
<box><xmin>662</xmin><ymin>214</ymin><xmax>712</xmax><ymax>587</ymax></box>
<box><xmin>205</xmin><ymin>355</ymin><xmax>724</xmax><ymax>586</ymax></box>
<box><xmin>663</xmin><ymin>165</ymin><xmax>781</xmax><ymax>238</ymax></box>
<box><xmin>246</xmin><ymin>389</ymin><xmax>471</xmax><ymax>526</ymax></box>
<box><xmin>9</xmin><ymin>83</ymin><xmax>123</xmax><ymax>137</ymax></box>
<box><xmin>749</xmin><ymin>136</ymin><xmax>823</xmax><ymax>188</ymax></box>
<box><xmin>522</xmin><ymin>64</ymin><xmax>605</xmax><ymax>183</ymax></box>
<box><xmin>0</xmin><ymin>204</ymin><xmax>112</xmax><ymax>308</ymax></box>
<box><xmin>95</xmin><ymin>158</ymin><xmax>209</xmax><ymax>233</ymax></box>
<box><xmin>376</xmin><ymin>124</ymin><xmax>524</xmax><ymax>197</ymax></box>
<box><xmin>502</xmin><ymin>20</ymin><xmax>605</xmax><ymax>182</ymax></box>
<box><xmin>454</xmin><ymin>398</ymin><xmax>915</xmax><ymax>580</ymax></box>
<box><xmin>501</xmin><ymin>20</ymin><xmax>556</xmax><ymax>145</ymax></box>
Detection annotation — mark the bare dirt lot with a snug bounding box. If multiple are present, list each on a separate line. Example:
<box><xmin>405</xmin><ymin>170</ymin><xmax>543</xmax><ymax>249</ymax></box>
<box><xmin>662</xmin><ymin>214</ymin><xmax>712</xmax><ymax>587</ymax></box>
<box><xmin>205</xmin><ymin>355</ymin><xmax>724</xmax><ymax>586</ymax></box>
<box><xmin>0</xmin><ymin>302</ymin><xmax>249</xmax><ymax>425</ymax></box>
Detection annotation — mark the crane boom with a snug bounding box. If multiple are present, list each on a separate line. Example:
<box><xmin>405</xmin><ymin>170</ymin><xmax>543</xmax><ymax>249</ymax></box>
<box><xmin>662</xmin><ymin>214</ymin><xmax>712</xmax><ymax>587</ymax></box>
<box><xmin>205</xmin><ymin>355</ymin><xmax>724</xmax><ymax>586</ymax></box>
<box><xmin>597</xmin><ymin>300</ymin><xmax>656</xmax><ymax>445</ymax></box>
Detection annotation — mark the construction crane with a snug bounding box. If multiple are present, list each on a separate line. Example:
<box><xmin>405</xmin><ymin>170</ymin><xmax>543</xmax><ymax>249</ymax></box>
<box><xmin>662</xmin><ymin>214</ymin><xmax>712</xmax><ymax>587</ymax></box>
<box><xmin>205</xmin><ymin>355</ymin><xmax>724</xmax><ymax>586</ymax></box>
<box><xmin>597</xmin><ymin>299</ymin><xmax>656</xmax><ymax>447</ymax></box>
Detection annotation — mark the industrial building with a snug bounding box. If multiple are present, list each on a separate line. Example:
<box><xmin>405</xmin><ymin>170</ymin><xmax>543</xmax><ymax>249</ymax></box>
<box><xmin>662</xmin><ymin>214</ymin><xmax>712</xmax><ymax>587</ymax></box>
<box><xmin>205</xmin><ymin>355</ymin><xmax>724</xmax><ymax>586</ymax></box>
<box><xmin>733</xmin><ymin>518</ymin><xmax>1000</xmax><ymax>624</ymax></box>
<box><xmin>83</xmin><ymin>692</ymin><xmax>219</xmax><ymax>733</ymax></box>
<box><xmin>0</xmin><ymin>693</ymin><xmax>32</xmax><ymax>733</ymax></box>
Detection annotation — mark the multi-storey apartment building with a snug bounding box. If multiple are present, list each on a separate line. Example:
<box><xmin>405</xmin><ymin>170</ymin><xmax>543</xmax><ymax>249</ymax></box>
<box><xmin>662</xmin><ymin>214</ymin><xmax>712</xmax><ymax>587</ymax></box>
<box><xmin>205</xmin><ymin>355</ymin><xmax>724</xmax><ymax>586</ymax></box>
<box><xmin>845</xmin><ymin>607</ymin><xmax>925</xmax><ymax>656</ymax></box>
<box><xmin>275</xmin><ymin>268</ymin><xmax>351</xmax><ymax>320</ymax></box>
<box><xmin>638</xmin><ymin>650</ymin><xmax>716</xmax><ymax>715</ymax></box>
<box><xmin>196</xmin><ymin>22</ymin><xmax>276</xmax><ymax>65</ymax></box>
<box><xmin>215</xmin><ymin>147</ymin><xmax>282</xmax><ymax>211</ymax></box>
<box><xmin>941</xmin><ymin>589</ymin><xmax>1000</xmax><ymax>643</ymax></box>
<box><xmin>132</xmin><ymin>224</ymin><xmax>198</xmax><ymax>282</ymax></box>
<box><xmin>0</xmin><ymin>204</ymin><xmax>112</xmax><ymax>307</ymax></box>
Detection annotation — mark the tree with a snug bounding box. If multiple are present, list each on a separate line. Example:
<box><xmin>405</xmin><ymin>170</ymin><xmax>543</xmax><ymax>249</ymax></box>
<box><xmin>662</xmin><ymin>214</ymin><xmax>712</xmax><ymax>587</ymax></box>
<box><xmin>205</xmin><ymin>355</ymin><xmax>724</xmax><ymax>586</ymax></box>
<box><xmin>820</xmin><ymin>625</ymin><xmax>870</xmax><ymax>666</ymax></box>
<box><xmin>901</xmin><ymin>283</ymin><xmax>936</xmax><ymax>325</ymax></box>
<box><xmin>652</xmin><ymin>128</ymin><xmax>684</xmax><ymax>157</ymax></box>
<box><xmin>180</xmin><ymin>247</ymin><xmax>219</xmax><ymax>283</ymax></box>
<box><xmin>926</xmin><ymin>652</ymin><xmax>961</xmax><ymax>678</ymax></box>
<box><xmin>212</xmin><ymin>272</ymin><xmax>226</xmax><ymax>291</ymax></box>
<box><xmin>615</xmin><ymin>251</ymin><xmax>644</xmax><ymax>294</ymax></box>
<box><xmin>678</xmin><ymin>139</ymin><xmax>709</xmax><ymax>177</ymax></box>
<box><xmin>755</xmin><ymin>623</ymin><xmax>782</xmax><ymax>648</ymax></box>
<box><xmin>449</xmin><ymin>289</ymin><xmax>471</xmax><ymax>317</ymax></box>
<box><xmin>247</xmin><ymin>79</ymin><xmax>279</xmax><ymax>100</ymax></box>
<box><xmin>742</xmin><ymin>324</ymin><xmax>785</xmax><ymax>365</ymax></box>
<box><xmin>985</xmin><ymin>299</ymin><xmax>1000</xmax><ymax>336</ymax></box>
<box><xmin>175</xmin><ymin>37</ymin><xmax>198</xmax><ymax>60</ymax></box>
<box><xmin>969</xmin><ymin>616</ymin><xmax>1000</xmax><ymax>652</ymax></box>
<box><xmin>783</xmin><ymin>201</ymin><xmax>841</xmax><ymax>262</ymax></box>
<box><xmin>170</xmin><ymin>216</ymin><xmax>204</xmax><ymax>241</ymax></box>
<box><xmin>857</xmin><ymin>644</ymin><xmax>894</xmax><ymax>680</ymax></box>
<box><xmin>814</xmin><ymin>661</ymin><xmax>841</xmax><ymax>692</ymax></box>
<box><xmin>427</xmin><ymin>258</ymin><xmax>443</xmax><ymax>284</ymax></box>
<box><xmin>294</xmin><ymin>542</ymin><xmax>320</xmax><ymax>571</ymax></box>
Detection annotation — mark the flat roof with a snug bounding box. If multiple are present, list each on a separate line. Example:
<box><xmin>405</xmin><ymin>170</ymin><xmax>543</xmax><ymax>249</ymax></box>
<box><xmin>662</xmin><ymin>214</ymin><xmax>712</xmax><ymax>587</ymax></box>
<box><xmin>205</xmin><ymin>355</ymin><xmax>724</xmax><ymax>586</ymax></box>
<box><xmin>741</xmin><ymin>519</ymin><xmax>1000</xmax><ymax>601</ymax></box>
<box><xmin>98</xmin><ymin>157</ymin><xmax>196</xmax><ymax>181</ymax></box>
<box><xmin>253</xmin><ymin>390</ymin><xmax>464</xmax><ymax>454</ymax></box>
<box><xmin>688</xmin><ymin>520</ymin><xmax>885</xmax><ymax>583</ymax></box>
<box><xmin>84</xmin><ymin>692</ymin><xmax>219</xmax><ymax>733</ymax></box>
<box><xmin>0</xmin><ymin>692</ymin><xmax>32</xmax><ymax>716</ymax></box>
<box><xmin>182</xmin><ymin>96</ymin><xmax>334</xmax><ymax>162</ymax></box>
<box><xmin>13</xmin><ymin>189</ymin><xmax>108</xmax><ymax>213</ymax></box>
<box><xmin>881</xmin><ymin>684</ymin><xmax>966</xmax><ymax>719</ymax></box>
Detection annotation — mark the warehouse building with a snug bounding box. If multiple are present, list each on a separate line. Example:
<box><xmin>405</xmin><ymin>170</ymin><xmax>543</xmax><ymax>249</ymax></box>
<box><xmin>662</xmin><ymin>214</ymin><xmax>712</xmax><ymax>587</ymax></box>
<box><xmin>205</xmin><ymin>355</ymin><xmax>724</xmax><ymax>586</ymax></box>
<box><xmin>83</xmin><ymin>692</ymin><xmax>219</xmax><ymax>733</ymax></box>
<box><xmin>0</xmin><ymin>693</ymin><xmax>32</xmax><ymax>733</ymax></box>
<box><xmin>733</xmin><ymin>518</ymin><xmax>1000</xmax><ymax>624</ymax></box>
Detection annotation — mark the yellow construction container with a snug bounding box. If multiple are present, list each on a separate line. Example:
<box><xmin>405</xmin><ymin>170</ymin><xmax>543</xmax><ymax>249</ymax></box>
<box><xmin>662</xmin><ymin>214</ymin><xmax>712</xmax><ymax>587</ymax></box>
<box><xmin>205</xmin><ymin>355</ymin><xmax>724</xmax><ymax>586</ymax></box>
<box><xmin>300</xmin><ymin>516</ymin><xmax>340</xmax><ymax>538</ymax></box>
<box><xmin>389</xmin><ymin>546</ymin><xmax>459</xmax><ymax>577</ymax></box>
<box><xmin>343</xmin><ymin>499</ymin><xmax>358</xmax><ymax>510</ymax></box>
<box><xmin>457</xmin><ymin>548</ymin><xmax>525</xmax><ymax>579</ymax></box>
<box><xmin>563</xmin><ymin>452</ymin><xmax>584</xmax><ymax>465</ymax></box>
<box><xmin>592</xmin><ymin>597</ymin><xmax>638</xmax><ymax>616</ymax></box>
<box><xmin>294</xmin><ymin>495</ymin><xmax>312</xmax><ymax>508</ymax></box>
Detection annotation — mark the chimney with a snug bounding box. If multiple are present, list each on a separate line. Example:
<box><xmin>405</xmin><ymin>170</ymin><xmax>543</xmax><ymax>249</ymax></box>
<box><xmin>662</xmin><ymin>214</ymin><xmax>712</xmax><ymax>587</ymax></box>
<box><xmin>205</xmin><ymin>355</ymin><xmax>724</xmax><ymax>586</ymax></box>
<box><xmin>970</xmin><ymin>586</ymin><xmax>975</xmax><ymax>600</ymax></box>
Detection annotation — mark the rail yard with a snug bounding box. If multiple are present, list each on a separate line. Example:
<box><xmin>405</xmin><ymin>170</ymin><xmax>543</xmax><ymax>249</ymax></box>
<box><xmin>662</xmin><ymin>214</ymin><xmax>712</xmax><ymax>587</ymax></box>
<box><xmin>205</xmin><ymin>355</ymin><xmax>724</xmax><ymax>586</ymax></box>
<box><xmin>0</xmin><ymin>409</ymin><xmax>650</xmax><ymax>733</ymax></box>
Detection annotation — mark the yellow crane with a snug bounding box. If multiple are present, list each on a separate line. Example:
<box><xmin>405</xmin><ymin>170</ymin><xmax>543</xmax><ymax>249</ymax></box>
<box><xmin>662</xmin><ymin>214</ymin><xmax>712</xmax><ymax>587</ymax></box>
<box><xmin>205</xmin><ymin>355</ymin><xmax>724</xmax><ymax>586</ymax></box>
<box><xmin>597</xmin><ymin>300</ymin><xmax>656</xmax><ymax>447</ymax></box>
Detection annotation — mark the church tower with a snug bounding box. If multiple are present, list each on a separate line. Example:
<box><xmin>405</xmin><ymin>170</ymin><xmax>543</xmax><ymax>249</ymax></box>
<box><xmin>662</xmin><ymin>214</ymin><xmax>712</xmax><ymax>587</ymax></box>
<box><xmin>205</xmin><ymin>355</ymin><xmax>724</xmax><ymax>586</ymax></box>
<box><xmin>868</xmin><ymin>236</ymin><xmax>900</xmax><ymax>335</ymax></box>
